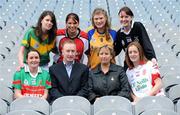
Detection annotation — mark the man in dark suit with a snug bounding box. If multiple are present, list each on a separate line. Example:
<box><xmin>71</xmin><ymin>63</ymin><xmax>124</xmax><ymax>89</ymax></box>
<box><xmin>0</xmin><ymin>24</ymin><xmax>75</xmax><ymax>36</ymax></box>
<box><xmin>48</xmin><ymin>40</ymin><xmax>89</xmax><ymax>103</ymax></box>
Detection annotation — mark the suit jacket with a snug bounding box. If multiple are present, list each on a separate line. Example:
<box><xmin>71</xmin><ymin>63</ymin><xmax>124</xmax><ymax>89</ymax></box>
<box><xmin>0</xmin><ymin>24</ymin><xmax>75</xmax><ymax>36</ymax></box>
<box><xmin>48</xmin><ymin>61</ymin><xmax>89</xmax><ymax>103</ymax></box>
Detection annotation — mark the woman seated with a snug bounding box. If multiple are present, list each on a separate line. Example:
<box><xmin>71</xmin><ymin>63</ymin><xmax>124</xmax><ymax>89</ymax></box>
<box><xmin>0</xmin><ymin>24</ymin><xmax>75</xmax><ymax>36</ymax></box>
<box><xmin>88</xmin><ymin>45</ymin><xmax>131</xmax><ymax>104</ymax></box>
<box><xmin>125</xmin><ymin>42</ymin><xmax>164</xmax><ymax>103</ymax></box>
<box><xmin>13</xmin><ymin>50</ymin><xmax>51</xmax><ymax>99</ymax></box>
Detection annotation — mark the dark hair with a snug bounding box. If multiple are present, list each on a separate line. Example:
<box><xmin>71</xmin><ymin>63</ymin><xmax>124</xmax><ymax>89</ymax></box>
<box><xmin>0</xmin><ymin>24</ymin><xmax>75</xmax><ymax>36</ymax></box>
<box><xmin>34</xmin><ymin>10</ymin><xmax>57</xmax><ymax>44</ymax></box>
<box><xmin>98</xmin><ymin>45</ymin><xmax>115</xmax><ymax>63</ymax></box>
<box><xmin>118</xmin><ymin>6</ymin><xmax>134</xmax><ymax>17</ymax></box>
<box><xmin>65</xmin><ymin>13</ymin><xmax>79</xmax><ymax>24</ymax></box>
<box><xmin>125</xmin><ymin>42</ymin><xmax>147</xmax><ymax>69</ymax></box>
<box><xmin>26</xmin><ymin>49</ymin><xmax>40</xmax><ymax>60</ymax></box>
<box><xmin>92</xmin><ymin>8</ymin><xmax>111</xmax><ymax>41</ymax></box>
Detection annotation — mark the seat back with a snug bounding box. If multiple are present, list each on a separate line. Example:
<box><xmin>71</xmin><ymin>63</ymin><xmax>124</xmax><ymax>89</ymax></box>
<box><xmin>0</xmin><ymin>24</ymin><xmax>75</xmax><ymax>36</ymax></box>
<box><xmin>93</xmin><ymin>96</ymin><xmax>132</xmax><ymax>114</ymax></box>
<box><xmin>50</xmin><ymin>109</ymin><xmax>87</xmax><ymax>115</ymax></box>
<box><xmin>95</xmin><ymin>109</ymin><xmax>133</xmax><ymax>115</ymax></box>
<box><xmin>10</xmin><ymin>97</ymin><xmax>50</xmax><ymax>115</ymax></box>
<box><xmin>0</xmin><ymin>85</ymin><xmax>13</xmax><ymax>104</ymax></box>
<box><xmin>168</xmin><ymin>84</ymin><xmax>180</xmax><ymax>103</ymax></box>
<box><xmin>52</xmin><ymin>96</ymin><xmax>91</xmax><ymax>115</ymax></box>
<box><xmin>6</xmin><ymin>110</ymin><xmax>42</xmax><ymax>115</ymax></box>
<box><xmin>0</xmin><ymin>99</ymin><xmax>8</xmax><ymax>115</ymax></box>
<box><xmin>135</xmin><ymin>96</ymin><xmax>174</xmax><ymax>115</ymax></box>
<box><xmin>141</xmin><ymin>109</ymin><xmax>178</xmax><ymax>115</ymax></box>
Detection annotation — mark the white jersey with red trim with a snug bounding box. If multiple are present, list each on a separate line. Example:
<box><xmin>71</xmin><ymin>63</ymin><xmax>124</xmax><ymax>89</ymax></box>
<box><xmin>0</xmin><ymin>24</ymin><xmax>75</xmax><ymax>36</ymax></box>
<box><xmin>126</xmin><ymin>61</ymin><xmax>161</xmax><ymax>97</ymax></box>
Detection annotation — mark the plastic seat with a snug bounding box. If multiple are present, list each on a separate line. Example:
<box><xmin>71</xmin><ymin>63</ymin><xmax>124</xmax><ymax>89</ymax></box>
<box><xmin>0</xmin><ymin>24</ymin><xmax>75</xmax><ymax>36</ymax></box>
<box><xmin>0</xmin><ymin>85</ymin><xmax>13</xmax><ymax>104</ymax></box>
<box><xmin>0</xmin><ymin>99</ymin><xmax>8</xmax><ymax>115</ymax></box>
<box><xmin>93</xmin><ymin>96</ymin><xmax>132</xmax><ymax>114</ymax></box>
<box><xmin>141</xmin><ymin>109</ymin><xmax>179</xmax><ymax>115</ymax></box>
<box><xmin>51</xmin><ymin>96</ymin><xmax>91</xmax><ymax>115</ymax></box>
<box><xmin>177</xmin><ymin>100</ymin><xmax>180</xmax><ymax>114</ymax></box>
<box><xmin>135</xmin><ymin>96</ymin><xmax>174</xmax><ymax>115</ymax></box>
<box><xmin>6</xmin><ymin>110</ymin><xmax>42</xmax><ymax>115</ymax></box>
<box><xmin>168</xmin><ymin>84</ymin><xmax>180</xmax><ymax>103</ymax></box>
<box><xmin>10</xmin><ymin>97</ymin><xmax>50</xmax><ymax>115</ymax></box>
<box><xmin>50</xmin><ymin>109</ymin><xmax>87</xmax><ymax>115</ymax></box>
<box><xmin>162</xmin><ymin>75</ymin><xmax>180</xmax><ymax>96</ymax></box>
<box><xmin>95</xmin><ymin>109</ymin><xmax>133</xmax><ymax>115</ymax></box>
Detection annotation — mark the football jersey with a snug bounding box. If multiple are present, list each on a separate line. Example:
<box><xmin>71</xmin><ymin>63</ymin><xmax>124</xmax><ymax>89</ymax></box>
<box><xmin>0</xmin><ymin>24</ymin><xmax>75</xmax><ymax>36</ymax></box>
<box><xmin>56</xmin><ymin>29</ymin><xmax>89</xmax><ymax>63</ymax></box>
<box><xmin>126</xmin><ymin>61</ymin><xmax>161</xmax><ymax>97</ymax></box>
<box><xmin>88</xmin><ymin>29</ymin><xmax>116</xmax><ymax>69</ymax></box>
<box><xmin>13</xmin><ymin>66</ymin><xmax>51</xmax><ymax>97</ymax></box>
<box><xmin>21</xmin><ymin>28</ymin><xmax>56</xmax><ymax>66</ymax></box>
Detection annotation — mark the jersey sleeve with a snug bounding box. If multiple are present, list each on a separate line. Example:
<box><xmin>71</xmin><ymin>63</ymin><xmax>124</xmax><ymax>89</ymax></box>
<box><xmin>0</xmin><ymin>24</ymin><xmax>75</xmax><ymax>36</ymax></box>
<box><xmin>12</xmin><ymin>71</ymin><xmax>22</xmax><ymax>90</ymax></box>
<box><xmin>21</xmin><ymin>28</ymin><xmax>32</xmax><ymax>47</ymax></box>
<box><xmin>149</xmin><ymin>61</ymin><xmax>161</xmax><ymax>86</ymax></box>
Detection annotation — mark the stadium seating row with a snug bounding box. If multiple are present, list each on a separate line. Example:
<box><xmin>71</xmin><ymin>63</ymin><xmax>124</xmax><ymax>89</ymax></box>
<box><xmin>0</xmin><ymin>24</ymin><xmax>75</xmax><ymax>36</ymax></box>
<box><xmin>0</xmin><ymin>96</ymin><xmax>180</xmax><ymax>115</ymax></box>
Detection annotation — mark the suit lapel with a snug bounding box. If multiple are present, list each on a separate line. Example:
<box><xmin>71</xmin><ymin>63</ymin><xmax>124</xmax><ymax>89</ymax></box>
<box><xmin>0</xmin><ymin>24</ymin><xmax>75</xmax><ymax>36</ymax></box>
<box><xmin>69</xmin><ymin>62</ymin><xmax>78</xmax><ymax>81</ymax></box>
<box><xmin>58</xmin><ymin>62</ymin><xmax>70</xmax><ymax>81</ymax></box>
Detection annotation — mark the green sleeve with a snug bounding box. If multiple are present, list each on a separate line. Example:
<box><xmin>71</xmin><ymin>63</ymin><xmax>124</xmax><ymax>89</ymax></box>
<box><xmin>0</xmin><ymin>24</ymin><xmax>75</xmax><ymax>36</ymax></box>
<box><xmin>12</xmin><ymin>71</ymin><xmax>22</xmax><ymax>90</ymax></box>
<box><xmin>21</xmin><ymin>28</ymin><xmax>33</xmax><ymax>47</ymax></box>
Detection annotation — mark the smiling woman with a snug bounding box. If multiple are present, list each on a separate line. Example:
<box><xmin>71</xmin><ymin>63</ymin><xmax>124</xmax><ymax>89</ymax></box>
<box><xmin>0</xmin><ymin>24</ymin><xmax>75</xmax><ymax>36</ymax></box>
<box><xmin>114</xmin><ymin>6</ymin><xmax>156</xmax><ymax>70</ymax></box>
<box><xmin>56</xmin><ymin>13</ymin><xmax>89</xmax><ymax>64</ymax></box>
<box><xmin>125</xmin><ymin>42</ymin><xmax>164</xmax><ymax>103</ymax></box>
<box><xmin>87</xmin><ymin>8</ymin><xmax>117</xmax><ymax>69</ymax></box>
<box><xmin>17</xmin><ymin>10</ymin><xmax>58</xmax><ymax>71</ymax></box>
<box><xmin>13</xmin><ymin>50</ymin><xmax>51</xmax><ymax>100</ymax></box>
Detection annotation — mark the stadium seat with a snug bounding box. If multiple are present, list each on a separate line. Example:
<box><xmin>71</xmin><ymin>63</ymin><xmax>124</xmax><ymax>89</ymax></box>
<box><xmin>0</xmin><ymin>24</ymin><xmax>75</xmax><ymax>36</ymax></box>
<box><xmin>168</xmin><ymin>84</ymin><xmax>180</xmax><ymax>103</ymax></box>
<box><xmin>162</xmin><ymin>75</ymin><xmax>180</xmax><ymax>96</ymax></box>
<box><xmin>95</xmin><ymin>109</ymin><xmax>133</xmax><ymax>115</ymax></box>
<box><xmin>0</xmin><ymin>99</ymin><xmax>8</xmax><ymax>115</ymax></box>
<box><xmin>93</xmin><ymin>96</ymin><xmax>133</xmax><ymax>114</ymax></box>
<box><xmin>50</xmin><ymin>109</ymin><xmax>87</xmax><ymax>115</ymax></box>
<box><xmin>135</xmin><ymin>96</ymin><xmax>174</xmax><ymax>115</ymax></box>
<box><xmin>0</xmin><ymin>85</ymin><xmax>13</xmax><ymax>104</ymax></box>
<box><xmin>51</xmin><ymin>96</ymin><xmax>91</xmax><ymax>115</ymax></box>
<box><xmin>141</xmin><ymin>109</ymin><xmax>179</xmax><ymax>115</ymax></box>
<box><xmin>6</xmin><ymin>110</ymin><xmax>42</xmax><ymax>115</ymax></box>
<box><xmin>177</xmin><ymin>100</ymin><xmax>180</xmax><ymax>114</ymax></box>
<box><xmin>10</xmin><ymin>97</ymin><xmax>50</xmax><ymax>115</ymax></box>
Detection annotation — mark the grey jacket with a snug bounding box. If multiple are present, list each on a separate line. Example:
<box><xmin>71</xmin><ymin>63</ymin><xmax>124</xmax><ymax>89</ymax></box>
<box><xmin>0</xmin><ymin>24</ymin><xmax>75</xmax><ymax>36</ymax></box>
<box><xmin>88</xmin><ymin>63</ymin><xmax>131</xmax><ymax>103</ymax></box>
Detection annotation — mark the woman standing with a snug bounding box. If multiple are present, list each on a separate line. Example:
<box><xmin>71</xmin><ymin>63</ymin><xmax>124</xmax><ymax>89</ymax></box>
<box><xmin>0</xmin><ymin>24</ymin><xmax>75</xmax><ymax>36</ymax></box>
<box><xmin>87</xmin><ymin>8</ymin><xmax>117</xmax><ymax>69</ymax></box>
<box><xmin>18</xmin><ymin>11</ymin><xmax>57</xmax><ymax>70</ymax></box>
<box><xmin>114</xmin><ymin>6</ymin><xmax>156</xmax><ymax>69</ymax></box>
<box><xmin>56</xmin><ymin>13</ymin><xmax>89</xmax><ymax>64</ymax></box>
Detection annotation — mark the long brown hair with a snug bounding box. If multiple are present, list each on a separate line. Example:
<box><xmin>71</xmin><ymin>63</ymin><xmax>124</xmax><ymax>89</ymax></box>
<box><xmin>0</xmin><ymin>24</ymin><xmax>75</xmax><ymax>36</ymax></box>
<box><xmin>125</xmin><ymin>42</ymin><xmax>147</xmax><ymax>69</ymax></box>
<box><xmin>34</xmin><ymin>10</ymin><xmax>57</xmax><ymax>44</ymax></box>
<box><xmin>91</xmin><ymin>8</ymin><xmax>111</xmax><ymax>41</ymax></box>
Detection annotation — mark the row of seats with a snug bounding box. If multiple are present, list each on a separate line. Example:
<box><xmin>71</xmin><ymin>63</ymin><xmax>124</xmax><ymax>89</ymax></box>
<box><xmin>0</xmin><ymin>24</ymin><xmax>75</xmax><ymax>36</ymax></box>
<box><xmin>0</xmin><ymin>96</ymin><xmax>180</xmax><ymax>115</ymax></box>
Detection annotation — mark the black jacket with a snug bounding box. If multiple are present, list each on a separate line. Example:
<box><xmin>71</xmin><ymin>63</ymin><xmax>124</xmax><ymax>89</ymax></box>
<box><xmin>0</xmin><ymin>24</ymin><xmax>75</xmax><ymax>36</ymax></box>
<box><xmin>114</xmin><ymin>22</ymin><xmax>156</xmax><ymax>60</ymax></box>
<box><xmin>48</xmin><ymin>62</ymin><xmax>89</xmax><ymax>103</ymax></box>
<box><xmin>88</xmin><ymin>64</ymin><xmax>131</xmax><ymax>103</ymax></box>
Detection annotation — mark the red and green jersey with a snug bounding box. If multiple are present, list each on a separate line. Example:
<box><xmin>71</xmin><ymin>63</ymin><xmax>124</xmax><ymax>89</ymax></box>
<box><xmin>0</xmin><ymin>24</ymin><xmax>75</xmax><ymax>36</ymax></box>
<box><xmin>12</xmin><ymin>66</ymin><xmax>51</xmax><ymax>97</ymax></box>
<box><xmin>21</xmin><ymin>28</ymin><xmax>56</xmax><ymax>66</ymax></box>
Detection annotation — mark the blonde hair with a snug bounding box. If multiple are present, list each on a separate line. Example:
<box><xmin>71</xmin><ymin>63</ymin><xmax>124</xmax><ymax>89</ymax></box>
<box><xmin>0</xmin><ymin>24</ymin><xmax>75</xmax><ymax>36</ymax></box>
<box><xmin>98</xmin><ymin>45</ymin><xmax>115</xmax><ymax>63</ymax></box>
<box><xmin>92</xmin><ymin>8</ymin><xmax>111</xmax><ymax>41</ymax></box>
